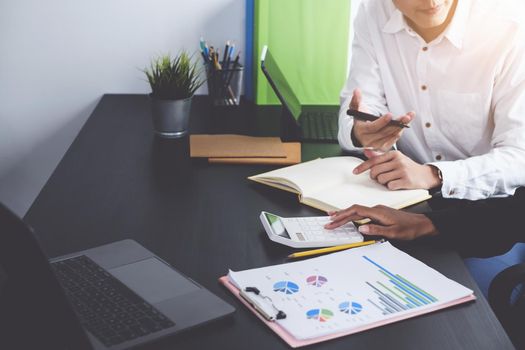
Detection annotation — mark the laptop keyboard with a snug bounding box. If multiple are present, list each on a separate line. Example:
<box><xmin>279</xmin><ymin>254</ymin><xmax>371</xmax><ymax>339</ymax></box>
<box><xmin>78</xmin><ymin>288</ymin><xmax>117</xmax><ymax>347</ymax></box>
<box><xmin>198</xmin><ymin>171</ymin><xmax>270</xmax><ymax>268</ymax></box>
<box><xmin>301</xmin><ymin>111</ymin><xmax>339</xmax><ymax>141</ymax></box>
<box><xmin>52</xmin><ymin>255</ymin><xmax>175</xmax><ymax>347</ymax></box>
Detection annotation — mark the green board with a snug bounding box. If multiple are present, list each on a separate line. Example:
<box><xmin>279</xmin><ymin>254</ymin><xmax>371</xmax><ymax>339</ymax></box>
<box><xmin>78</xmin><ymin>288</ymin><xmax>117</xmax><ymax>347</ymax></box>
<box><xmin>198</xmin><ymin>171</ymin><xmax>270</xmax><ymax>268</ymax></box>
<box><xmin>253</xmin><ymin>0</ymin><xmax>351</xmax><ymax>105</ymax></box>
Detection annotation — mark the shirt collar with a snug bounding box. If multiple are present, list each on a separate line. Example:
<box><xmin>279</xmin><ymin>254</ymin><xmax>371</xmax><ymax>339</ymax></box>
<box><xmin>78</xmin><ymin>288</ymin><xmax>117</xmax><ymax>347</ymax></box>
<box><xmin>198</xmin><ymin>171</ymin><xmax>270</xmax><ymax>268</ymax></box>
<box><xmin>382</xmin><ymin>0</ymin><xmax>471</xmax><ymax>49</ymax></box>
<box><xmin>382</xmin><ymin>7</ymin><xmax>405</xmax><ymax>34</ymax></box>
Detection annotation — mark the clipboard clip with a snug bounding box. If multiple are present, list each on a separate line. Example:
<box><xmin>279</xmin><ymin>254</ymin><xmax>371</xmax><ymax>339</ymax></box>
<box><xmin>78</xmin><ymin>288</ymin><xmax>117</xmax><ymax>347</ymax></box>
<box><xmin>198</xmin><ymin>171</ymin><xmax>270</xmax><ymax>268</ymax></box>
<box><xmin>239</xmin><ymin>286</ymin><xmax>287</xmax><ymax>322</ymax></box>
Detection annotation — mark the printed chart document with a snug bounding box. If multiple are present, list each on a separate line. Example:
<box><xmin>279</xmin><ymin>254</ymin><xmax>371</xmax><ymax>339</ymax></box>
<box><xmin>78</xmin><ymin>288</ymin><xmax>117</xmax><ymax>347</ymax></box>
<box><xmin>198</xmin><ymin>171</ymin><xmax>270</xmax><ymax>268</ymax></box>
<box><xmin>221</xmin><ymin>242</ymin><xmax>475</xmax><ymax>347</ymax></box>
<box><xmin>248</xmin><ymin>157</ymin><xmax>431</xmax><ymax>212</ymax></box>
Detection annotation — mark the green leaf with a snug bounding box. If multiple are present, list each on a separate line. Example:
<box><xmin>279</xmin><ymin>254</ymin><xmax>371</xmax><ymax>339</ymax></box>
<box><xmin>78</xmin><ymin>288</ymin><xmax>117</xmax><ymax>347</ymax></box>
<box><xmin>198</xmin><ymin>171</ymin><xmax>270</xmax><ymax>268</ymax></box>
<box><xmin>143</xmin><ymin>51</ymin><xmax>204</xmax><ymax>100</ymax></box>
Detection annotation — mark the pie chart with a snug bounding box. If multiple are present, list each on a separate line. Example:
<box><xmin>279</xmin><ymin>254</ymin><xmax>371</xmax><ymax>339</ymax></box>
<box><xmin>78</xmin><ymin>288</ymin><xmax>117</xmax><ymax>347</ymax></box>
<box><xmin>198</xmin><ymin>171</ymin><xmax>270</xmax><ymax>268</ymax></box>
<box><xmin>339</xmin><ymin>301</ymin><xmax>363</xmax><ymax>315</ymax></box>
<box><xmin>306</xmin><ymin>308</ymin><xmax>334</xmax><ymax>322</ymax></box>
<box><xmin>306</xmin><ymin>275</ymin><xmax>328</xmax><ymax>287</ymax></box>
<box><xmin>273</xmin><ymin>281</ymin><xmax>300</xmax><ymax>294</ymax></box>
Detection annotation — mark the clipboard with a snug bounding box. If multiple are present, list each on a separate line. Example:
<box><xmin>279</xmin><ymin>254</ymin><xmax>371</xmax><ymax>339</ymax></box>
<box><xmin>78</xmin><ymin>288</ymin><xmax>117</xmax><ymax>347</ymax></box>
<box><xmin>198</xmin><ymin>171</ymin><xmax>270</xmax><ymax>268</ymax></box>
<box><xmin>219</xmin><ymin>276</ymin><xmax>476</xmax><ymax>348</ymax></box>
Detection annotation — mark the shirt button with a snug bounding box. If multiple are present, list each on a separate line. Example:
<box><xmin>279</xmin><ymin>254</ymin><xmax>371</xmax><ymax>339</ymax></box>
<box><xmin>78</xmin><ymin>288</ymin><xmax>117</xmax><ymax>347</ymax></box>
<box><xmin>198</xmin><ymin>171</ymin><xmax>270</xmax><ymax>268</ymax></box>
<box><xmin>425</xmin><ymin>122</ymin><xmax>431</xmax><ymax>128</ymax></box>
<box><xmin>435</xmin><ymin>154</ymin><xmax>442</xmax><ymax>161</ymax></box>
<box><xmin>422</xmin><ymin>47</ymin><xmax>428</xmax><ymax>51</ymax></box>
<box><xmin>449</xmin><ymin>189</ymin><xmax>456</xmax><ymax>196</ymax></box>
<box><xmin>421</xmin><ymin>85</ymin><xmax>428</xmax><ymax>91</ymax></box>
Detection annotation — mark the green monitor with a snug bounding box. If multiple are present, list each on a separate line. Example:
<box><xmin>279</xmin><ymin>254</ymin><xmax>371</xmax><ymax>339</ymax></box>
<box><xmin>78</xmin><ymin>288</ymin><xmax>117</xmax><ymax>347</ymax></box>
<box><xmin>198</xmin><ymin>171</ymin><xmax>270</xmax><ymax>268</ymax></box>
<box><xmin>260</xmin><ymin>46</ymin><xmax>302</xmax><ymax>121</ymax></box>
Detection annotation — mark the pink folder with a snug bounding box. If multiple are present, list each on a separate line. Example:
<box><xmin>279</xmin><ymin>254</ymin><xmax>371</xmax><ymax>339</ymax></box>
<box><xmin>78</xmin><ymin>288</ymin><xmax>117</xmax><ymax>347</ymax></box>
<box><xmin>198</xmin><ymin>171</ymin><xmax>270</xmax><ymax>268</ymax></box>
<box><xmin>219</xmin><ymin>276</ymin><xmax>476</xmax><ymax>348</ymax></box>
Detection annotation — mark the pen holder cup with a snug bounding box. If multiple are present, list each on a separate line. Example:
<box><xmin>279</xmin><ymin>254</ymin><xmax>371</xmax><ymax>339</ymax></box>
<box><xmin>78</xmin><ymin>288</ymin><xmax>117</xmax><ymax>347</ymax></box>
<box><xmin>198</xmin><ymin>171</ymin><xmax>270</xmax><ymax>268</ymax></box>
<box><xmin>205</xmin><ymin>63</ymin><xmax>244</xmax><ymax>106</ymax></box>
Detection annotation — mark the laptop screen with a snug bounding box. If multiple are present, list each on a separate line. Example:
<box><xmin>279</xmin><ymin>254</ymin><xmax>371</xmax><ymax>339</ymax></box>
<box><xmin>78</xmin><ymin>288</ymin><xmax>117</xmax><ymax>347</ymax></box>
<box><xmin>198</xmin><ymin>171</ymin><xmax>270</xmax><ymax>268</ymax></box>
<box><xmin>261</xmin><ymin>46</ymin><xmax>302</xmax><ymax>121</ymax></box>
<box><xmin>0</xmin><ymin>203</ymin><xmax>92</xmax><ymax>349</ymax></box>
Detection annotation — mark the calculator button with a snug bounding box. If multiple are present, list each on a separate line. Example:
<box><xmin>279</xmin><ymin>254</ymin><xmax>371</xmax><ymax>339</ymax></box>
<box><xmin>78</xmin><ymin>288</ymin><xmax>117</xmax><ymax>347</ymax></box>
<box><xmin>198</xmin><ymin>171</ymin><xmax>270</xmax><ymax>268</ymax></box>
<box><xmin>296</xmin><ymin>233</ymin><xmax>306</xmax><ymax>241</ymax></box>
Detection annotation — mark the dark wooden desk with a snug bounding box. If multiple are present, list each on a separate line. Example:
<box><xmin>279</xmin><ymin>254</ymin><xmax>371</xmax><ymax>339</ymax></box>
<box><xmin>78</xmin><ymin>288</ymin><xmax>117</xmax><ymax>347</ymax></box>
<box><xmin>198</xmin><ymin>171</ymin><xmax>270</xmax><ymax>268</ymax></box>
<box><xmin>24</xmin><ymin>95</ymin><xmax>513</xmax><ymax>349</ymax></box>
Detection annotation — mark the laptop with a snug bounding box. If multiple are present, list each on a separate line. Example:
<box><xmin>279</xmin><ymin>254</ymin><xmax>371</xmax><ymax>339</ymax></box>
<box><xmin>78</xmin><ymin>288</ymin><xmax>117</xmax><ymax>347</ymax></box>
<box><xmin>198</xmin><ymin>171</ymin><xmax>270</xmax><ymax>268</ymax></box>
<box><xmin>260</xmin><ymin>45</ymin><xmax>340</xmax><ymax>142</ymax></box>
<box><xmin>0</xmin><ymin>203</ymin><xmax>234</xmax><ymax>350</ymax></box>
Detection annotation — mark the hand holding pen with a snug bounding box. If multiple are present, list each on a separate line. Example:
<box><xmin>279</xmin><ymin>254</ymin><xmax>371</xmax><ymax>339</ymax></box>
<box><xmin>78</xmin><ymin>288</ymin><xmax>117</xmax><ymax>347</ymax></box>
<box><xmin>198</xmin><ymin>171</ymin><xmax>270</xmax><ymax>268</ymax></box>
<box><xmin>348</xmin><ymin>89</ymin><xmax>413</xmax><ymax>152</ymax></box>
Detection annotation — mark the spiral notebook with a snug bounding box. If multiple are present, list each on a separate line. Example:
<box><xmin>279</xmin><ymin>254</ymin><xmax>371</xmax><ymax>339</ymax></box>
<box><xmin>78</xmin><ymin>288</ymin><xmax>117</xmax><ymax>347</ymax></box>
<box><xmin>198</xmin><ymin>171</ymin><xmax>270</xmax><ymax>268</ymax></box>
<box><xmin>219</xmin><ymin>242</ymin><xmax>475</xmax><ymax>347</ymax></box>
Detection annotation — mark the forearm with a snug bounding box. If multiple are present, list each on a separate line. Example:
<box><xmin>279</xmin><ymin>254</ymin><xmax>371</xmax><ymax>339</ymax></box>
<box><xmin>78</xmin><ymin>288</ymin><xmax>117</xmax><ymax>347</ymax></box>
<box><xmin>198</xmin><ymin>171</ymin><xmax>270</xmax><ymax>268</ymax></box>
<box><xmin>424</xmin><ymin>189</ymin><xmax>525</xmax><ymax>257</ymax></box>
<box><xmin>430</xmin><ymin>143</ymin><xmax>525</xmax><ymax>199</ymax></box>
<box><xmin>337</xmin><ymin>103</ymin><xmax>361</xmax><ymax>151</ymax></box>
<box><xmin>338</xmin><ymin>2</ymin><xmax>387</xmax><ymax>152</ymax></box>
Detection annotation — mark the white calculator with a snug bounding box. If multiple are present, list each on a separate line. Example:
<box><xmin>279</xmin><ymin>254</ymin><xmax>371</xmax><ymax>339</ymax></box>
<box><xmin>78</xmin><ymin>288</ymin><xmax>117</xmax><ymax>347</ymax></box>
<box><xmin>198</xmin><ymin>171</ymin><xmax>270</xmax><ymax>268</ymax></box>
<box><xmin>259</xmin><ymin>211</ymin><xmax>363</xmax><ymax>248</ymax></box>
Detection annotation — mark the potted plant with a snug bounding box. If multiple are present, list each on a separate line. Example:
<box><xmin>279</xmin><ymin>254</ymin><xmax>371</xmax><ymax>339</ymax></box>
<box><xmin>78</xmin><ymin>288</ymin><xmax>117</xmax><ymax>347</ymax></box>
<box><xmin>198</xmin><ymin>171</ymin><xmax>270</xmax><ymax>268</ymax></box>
<box><xmin>144</xmin><ymin>52</ymin><xmax>204</xmax><ymax>138</ymax></box>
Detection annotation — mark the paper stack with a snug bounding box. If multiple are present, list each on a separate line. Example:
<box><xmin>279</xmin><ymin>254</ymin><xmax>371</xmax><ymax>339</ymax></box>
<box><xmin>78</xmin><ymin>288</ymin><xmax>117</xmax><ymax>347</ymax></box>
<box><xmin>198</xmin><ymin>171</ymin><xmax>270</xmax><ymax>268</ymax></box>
<box><xmin>190</xmin><ymin>134</ymin><xmax>301</xmax><ymax>165</ymax></box>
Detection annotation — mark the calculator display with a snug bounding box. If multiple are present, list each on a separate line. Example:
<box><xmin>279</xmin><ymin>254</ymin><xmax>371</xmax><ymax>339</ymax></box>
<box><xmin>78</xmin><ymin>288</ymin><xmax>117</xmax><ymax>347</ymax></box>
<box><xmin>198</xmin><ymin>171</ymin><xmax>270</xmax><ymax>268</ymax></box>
<box><xmin>264</xmin><ymin>213</ymin><xmax>290</xmax><ymax>239</ymax></box>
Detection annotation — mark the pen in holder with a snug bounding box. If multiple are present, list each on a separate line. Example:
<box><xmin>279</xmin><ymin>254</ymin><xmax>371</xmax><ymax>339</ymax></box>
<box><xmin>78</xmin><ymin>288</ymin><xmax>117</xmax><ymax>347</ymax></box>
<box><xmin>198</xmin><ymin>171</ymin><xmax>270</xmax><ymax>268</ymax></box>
<box><xmin>200</xmin><ymin>38</ymin><xmax>243</xmax><ymax>106</ymax></box>
<box><xmin>205</xmin><ymin>62</ymin><xmax>243</xmax><ymax>106</ymax></box>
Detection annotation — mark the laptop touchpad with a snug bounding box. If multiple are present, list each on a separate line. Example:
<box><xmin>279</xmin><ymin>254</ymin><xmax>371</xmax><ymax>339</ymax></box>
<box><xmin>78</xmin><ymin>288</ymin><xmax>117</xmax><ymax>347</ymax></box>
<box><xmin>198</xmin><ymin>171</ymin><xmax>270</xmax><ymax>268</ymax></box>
<box><xmin>109</xmin><ymin>257</ymin><xmax>200</xmax><ymax>304</ymax></box>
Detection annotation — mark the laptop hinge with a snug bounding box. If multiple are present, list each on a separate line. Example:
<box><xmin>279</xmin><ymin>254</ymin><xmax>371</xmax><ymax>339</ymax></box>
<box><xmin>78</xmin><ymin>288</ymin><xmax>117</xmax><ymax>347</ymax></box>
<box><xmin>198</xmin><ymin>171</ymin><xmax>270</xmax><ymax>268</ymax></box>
<box><xmin>280</xmin><ymin>108</ymin><xmax>302</xmax><ymax>142</ymax></box>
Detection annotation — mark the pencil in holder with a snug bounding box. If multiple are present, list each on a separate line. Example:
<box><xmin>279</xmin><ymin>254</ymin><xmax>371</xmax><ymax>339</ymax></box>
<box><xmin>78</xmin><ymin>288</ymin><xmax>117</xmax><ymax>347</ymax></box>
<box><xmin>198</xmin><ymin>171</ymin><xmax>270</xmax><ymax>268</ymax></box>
<box><xmin>206</xmin><ymin>63</ymin><xmax>243</xmax><ymax>106</ymax></box>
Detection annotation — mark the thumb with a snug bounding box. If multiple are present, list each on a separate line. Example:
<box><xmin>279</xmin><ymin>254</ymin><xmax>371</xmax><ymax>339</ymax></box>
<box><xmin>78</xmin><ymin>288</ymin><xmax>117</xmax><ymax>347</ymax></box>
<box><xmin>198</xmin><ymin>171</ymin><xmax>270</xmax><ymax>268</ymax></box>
<box><xmin>364</xmin><ymin>148</ymin><xmax>384</xmax><ymax>159</ymax></box>
<box><xmin>350</xmin><ymin>88</ymin><xmax>362</xmax><ymax>110</ymax></box>
<box><xmin>358</xmin><ymin>224</ymin><xmax>392</xmax><ymax>238</ymax></box>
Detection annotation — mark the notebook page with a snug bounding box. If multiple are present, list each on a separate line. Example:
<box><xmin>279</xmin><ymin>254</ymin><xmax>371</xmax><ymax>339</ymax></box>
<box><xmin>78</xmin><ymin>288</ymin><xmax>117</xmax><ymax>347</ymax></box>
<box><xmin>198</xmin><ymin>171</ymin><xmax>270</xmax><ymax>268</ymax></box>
<box><xmin>308</xmin><ymin>174</ymin><xmax>430</xmax><ymax>209</ymax></box>
<box><xmin>228</xmin><ymin>242</ymin><xmax>473</xmax><ymax>341</ymax></box>
<box><xmin>250</xmin><ymin>157</ymin><xmax>363</xmax><ymax>197</ymax></box>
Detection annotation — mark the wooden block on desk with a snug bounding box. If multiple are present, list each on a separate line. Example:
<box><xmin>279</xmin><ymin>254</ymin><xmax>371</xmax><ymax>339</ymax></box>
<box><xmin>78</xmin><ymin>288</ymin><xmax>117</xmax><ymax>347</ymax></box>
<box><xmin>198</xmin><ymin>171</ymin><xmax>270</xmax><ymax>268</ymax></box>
<box><xmin>208</xmin><ymin>142</ymin><xmax>301</xmax><ymax>165</ymax></box>
<box><xmin>190</xmin><ymin>134</ymin><xmax>286</xmax><ymax>158</ymax></box>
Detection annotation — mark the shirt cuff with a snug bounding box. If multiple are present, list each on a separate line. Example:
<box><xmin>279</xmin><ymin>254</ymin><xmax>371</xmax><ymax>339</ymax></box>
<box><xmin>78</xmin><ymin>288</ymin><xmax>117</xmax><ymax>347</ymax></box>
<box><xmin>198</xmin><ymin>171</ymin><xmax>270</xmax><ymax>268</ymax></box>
<box><xmin>338</xmin><ymin>113</ymin><xmax>365</xmax><ymax>152</ymax></box>
<box><xmin>428</xmin><ymin>160</ymin><xmax>497</xmax><ymax>200</ymax></box>
<box><xmin>428</xmin><ymin>161</ymin><xmax>466</xmax><ymax>198</ymax></box>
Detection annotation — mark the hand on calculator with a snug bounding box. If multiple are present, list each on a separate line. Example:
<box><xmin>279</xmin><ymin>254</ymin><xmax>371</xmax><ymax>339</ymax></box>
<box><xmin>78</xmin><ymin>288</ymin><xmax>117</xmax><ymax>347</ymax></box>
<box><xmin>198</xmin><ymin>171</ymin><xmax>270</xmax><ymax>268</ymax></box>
<box><xmin>260</xmin><ymin>212</ymin><xmax>363</xmax><ymax>248</ymax></box>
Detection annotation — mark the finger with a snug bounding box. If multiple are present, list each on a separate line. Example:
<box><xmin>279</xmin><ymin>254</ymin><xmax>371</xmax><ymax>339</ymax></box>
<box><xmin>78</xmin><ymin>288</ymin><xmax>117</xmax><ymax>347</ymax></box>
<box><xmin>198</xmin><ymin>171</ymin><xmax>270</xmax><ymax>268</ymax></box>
<box><xmin>361</xmin><ymin>114</ymin><xmax>394</xmax><ymax>133</ymax></box>
<box><xmin>325</xmin><ymin>205</ymin><xmax>369</xmax><ymax>228</ymax></box>
<box><xmin>358</xmin><ymin>224</ymin><xmax>394</xmax><ymax>238</ymax></box>
<box><xmin>325</xmin><ymin>214</ymin><xmax>365</xmax><ymax>229</ymax></box>
<box><xmin>325</xmin><ymin>215</ymin><xmax>366</xmax><ymax>229</ymax></box>
<box><xmin>353</xmin><ymin>151</ymin><xmax>396</xmax><ymax>174</ymax></box>
<box><xmin>386</xmin><ymin>179</ymin><xmax>407</xmax><ymax>190</ymax></box>
<box><xmin>353</xmin><ymin>159</ymin><xmax>373</xmax><ymax>174</ymax></box>
<box><xmin>333</xmin><ymin>205</ymin><xmax>383</xmax><ymax>223</ymax></box>
<box><xmin>368</xmin><ymin>129</ymin><xmax>404</xmax><ymax>151</ymax></box>
<box><xmin>376</xmin><ymin>170</ymin><xmax>403</xmax><ymax>185</ymax></box>
<box><xmin>350</xmin><ymin>88</ymin><xmax>362</xmax><ymax>110</ymax></box>
<box><xmin>379</xmin><ymin>133</ymin><xmax>402</xmax><ymax>151</ymax></box>
<box><xmin>326</xmin><ymin>206</ymin><xmax>363</xmax><ymax>224</ymax></box>
<box><xmin>363</xmin><ymin>148</ymin><xmax>384</xmax><ymax>159</ymax></box>
<box><xmin>361</xmin><ymin>124</ymin><xmax>403</xmax><ymax>148</ymax></box>
<box><xmin>370</xmin><ymin>161</ymin><xmax>398</xmax><ymax>180</ymax></box>
<box><xmin>398</xmin><ymin>111</ymin><xmax>415</xmax><ymax>125</ymax></box>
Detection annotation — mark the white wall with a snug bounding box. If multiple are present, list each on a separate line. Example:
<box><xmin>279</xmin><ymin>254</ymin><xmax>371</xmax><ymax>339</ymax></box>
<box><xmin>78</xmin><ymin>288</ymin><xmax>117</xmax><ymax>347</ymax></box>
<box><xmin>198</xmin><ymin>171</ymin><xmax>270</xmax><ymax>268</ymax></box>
<box><xmin>0</xmin><ymin>0</ymin><xmax>245</xmax><ymax>216</ymax></box>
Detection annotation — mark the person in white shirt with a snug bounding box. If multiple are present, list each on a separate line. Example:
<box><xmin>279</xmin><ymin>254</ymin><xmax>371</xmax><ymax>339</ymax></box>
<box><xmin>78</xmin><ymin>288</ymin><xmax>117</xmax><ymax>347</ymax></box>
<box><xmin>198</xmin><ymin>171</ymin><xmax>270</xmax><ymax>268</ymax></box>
<box><xmin>339</xmin><ymin>0</ymin><xmax>525</xmax><ymax>200</ymax></box>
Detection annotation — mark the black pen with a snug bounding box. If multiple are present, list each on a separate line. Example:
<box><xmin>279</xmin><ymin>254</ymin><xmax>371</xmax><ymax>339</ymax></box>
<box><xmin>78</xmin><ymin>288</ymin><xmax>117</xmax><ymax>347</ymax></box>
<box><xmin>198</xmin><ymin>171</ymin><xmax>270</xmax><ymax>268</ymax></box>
<box><xmin>222</xmin><ymin>41</ymin><xmax>230</xmax><ymax>67</ymax></box>
<box><xmin>225</xmin><ymin>51</ymin><xmax>241</xmax><ymax>87</ymax></box>
<box><xmin>347</xmin><ymin>109</ymin><xmax>410</xmax><ymax>128</ymax></box>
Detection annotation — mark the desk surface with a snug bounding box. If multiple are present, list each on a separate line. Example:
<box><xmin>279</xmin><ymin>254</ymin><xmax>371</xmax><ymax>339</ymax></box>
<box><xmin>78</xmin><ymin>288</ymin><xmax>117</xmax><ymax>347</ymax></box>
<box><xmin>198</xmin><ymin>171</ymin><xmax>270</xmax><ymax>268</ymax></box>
<box><xmin>24</xmin><ymin>95</ymin><xmax>513</xmax><ymax>350</ymax></box>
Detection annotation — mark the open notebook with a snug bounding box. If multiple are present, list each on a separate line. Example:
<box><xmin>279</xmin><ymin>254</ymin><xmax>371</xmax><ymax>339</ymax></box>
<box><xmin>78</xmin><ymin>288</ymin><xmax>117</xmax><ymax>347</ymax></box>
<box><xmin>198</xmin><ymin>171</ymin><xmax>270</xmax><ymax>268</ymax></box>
<box><xmin>220</xmin><ymin>242</ymin><xmax>475</xmax><ymax>348</ymax></box>
<box><xmin>248</xmin><ymin>157</ymin><xmax>431</xmax><ymax>212</ymax></box>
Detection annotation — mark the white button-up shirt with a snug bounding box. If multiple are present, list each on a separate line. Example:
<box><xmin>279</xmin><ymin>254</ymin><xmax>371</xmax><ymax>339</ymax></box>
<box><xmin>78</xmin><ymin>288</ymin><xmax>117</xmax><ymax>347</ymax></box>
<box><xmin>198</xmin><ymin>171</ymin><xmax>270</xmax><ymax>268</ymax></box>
<box><xmin>339</xmin><ymin>0</ymin><xmax>525</xmax><ymax>200</ymax></box>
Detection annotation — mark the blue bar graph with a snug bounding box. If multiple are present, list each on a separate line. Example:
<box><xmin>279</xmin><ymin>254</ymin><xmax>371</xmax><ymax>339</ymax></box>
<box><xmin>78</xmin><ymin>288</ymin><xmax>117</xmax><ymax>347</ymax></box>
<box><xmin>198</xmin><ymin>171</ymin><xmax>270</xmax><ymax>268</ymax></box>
<box><xmin>363</xmin><ymin>255</ymin><xmax>438</xmax><ymax>315</ymax></box>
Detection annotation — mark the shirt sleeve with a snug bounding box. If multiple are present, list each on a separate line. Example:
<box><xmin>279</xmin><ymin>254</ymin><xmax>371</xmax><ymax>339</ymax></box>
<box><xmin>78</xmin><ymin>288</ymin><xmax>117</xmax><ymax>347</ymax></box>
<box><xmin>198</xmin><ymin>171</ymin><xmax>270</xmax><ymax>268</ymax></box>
<box><xmin>423</xmin><ymin>188</ymin><xmax>525</xmax><ymax>258</ymax></box>
<box><xmin>429</xmin><ymin>27</ymin><xmax>525</xmax><ymax>200</ymax></box>
<box><xmin>338</xmin><ymin>2</ymin><xmax>388</xmax><ymax>152</ymax></box>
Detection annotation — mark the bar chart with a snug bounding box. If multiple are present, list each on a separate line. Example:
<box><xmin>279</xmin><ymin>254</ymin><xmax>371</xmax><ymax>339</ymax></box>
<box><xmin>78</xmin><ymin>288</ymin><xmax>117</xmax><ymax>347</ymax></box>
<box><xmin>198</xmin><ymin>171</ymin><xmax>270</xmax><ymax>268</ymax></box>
<box><xmin>362</xmin><ymin>255</ymin><xmax>438</xmax><ymax>315</ymax></box>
